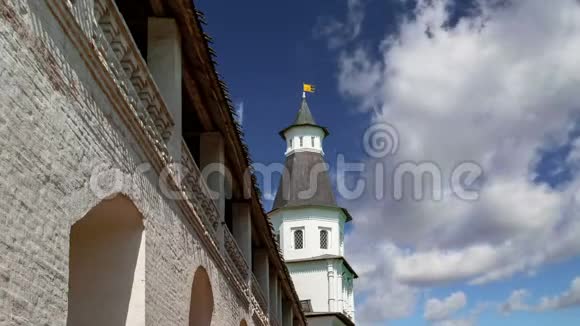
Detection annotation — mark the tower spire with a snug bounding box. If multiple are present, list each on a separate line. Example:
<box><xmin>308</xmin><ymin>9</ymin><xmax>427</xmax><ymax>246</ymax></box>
<box><xmin>279</xmin><ymin>96</ymin><xmax>329</xmax><ymax>139</ymax></box>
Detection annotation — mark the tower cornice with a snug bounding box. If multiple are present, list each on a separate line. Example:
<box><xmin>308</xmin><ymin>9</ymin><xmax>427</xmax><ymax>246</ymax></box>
<box><xmin>285</xmin><ymin>255</ymin><xmax>358</xmax><ymax>279</ymax></box>
<box><xmin>268</xmin><ymin>204</ymin><xmax>353</xmax><ymax>223</ymax></box>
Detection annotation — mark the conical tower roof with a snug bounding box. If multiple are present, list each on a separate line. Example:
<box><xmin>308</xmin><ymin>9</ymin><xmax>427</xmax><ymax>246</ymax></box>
<box><xmin>272</xmin><ymin>150</ymin><xmax>337</xmax><ymax>210</ymax></box>
<box><xmin>293</xmin><ymin>98</ymin><xmax>317</xmax><ymax>125</ymax></box>
<box><xmin>279</xmin><ymin>98</ymin><xmax>329</xmax><ymax>138</ymax></box>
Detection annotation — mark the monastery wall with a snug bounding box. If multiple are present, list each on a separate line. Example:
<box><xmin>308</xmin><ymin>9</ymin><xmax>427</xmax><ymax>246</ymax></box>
<box><xmin>0</xmin><ymin>1</ymin><xmax>254</xmax><ymax>325</ymax></box>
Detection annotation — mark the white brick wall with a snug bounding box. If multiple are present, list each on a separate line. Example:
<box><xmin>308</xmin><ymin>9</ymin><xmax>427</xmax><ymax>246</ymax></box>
<box><xmin>0</xmin><ymin>1</ymin><xmax>257</xmax><ymax>325</ymax></box>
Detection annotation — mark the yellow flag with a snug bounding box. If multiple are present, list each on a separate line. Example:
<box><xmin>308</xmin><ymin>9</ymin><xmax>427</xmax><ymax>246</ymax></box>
<box><xmin>303</xmin><ymin>83</ymin><xmax>315</xmax><ymax>93</ymax></box>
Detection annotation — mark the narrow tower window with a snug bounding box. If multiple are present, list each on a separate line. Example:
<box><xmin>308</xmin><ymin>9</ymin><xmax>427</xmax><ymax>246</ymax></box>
<box><xmin>288</xmin><ymin>138</ymin><xmax>293</xmax><ymax>149</ymax></box>
<box><xmin>311</xmin><ymin>136</ymin><xmax>315</xmax><ymax>147</ymax></box>
<box><xmin>294</xmin><ymin>230</ymin><xmax>304</xmax><ymax>249</ymax></box>
<box><xmin>320</xmin><ymin>230</ymin><xmax>328</xmax><ymax>249</ymax></box>
<box><xmin>299</xmin><ymin>136</ymin><xmax>303</xmax><ymax>147</ymax></box>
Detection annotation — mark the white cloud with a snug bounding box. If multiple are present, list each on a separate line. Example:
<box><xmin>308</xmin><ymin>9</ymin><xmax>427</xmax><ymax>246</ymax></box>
<box><xmin>313</xmin><ymin>0</ymin><xmax>365</xmax><ymax>49</ymax></box>
<box><xmin>567</xmin><ymin>138</ymin><xmax>580</xmax><ymax>169</ymax></box>
<box><xmin>501</xmin><ymin>277</ymin><xmax>580</xmax><ymax>314</ymax></box>
<box><xmin>351</xmin><ymin>242</ymin><xmax>418</xmax><ymax>323</ymax></box>
<box><xmin>235</xmin><ymin>101</ymin><xmax>244</xmax><ymax>126</ymax></box>
<box><xmin>425</xmin><ymin>292</ymin><xmax>467</xmax><ymax>321</ymax></box>
<box><xmin>538</xmin><ymin>277</ymin><xmax>580</xmax><ymax>311</ymax></box>
<box><xmin>433</xmin><ymin>319</ymin><xmax>475</xmax><ymax>326</ymax></box>
<box><xmin>336</xmin><ymin>0</ymin><xmax>580</xmax><ymax>322</ymax></box>
<box><xmin>500</xmin><ymin>289</ymin><xmax>532</xmax><ymax>313</ymax></box>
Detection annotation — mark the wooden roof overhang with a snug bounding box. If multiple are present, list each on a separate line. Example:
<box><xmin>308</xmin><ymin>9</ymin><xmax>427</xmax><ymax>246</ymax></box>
<box><xmin>149</xmin><ymin>1</ymin><xmax>307</xmax><ymax>323</ymax></box>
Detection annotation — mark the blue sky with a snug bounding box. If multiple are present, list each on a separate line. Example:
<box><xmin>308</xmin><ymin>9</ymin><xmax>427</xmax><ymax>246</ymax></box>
<box><xmin>197</xmin><ymin>0</ymin><xmax>580</xmax><ymax>325</ymax></box>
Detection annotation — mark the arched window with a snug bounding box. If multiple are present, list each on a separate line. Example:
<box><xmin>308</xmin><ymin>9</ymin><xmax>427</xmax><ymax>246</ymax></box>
<box><xmin>311</xmin><ymin>136</ymin><xmax>315</xmax><ymax>147</ymax></box>
<box><xmin>294</xmin><ymin>229</ymin><xmax>304</xmax><ymax>249</ymax></box>
<box><xmin>320</xmin><ymin>229</ymin><xmax>328</xmax><ymax>249</ymax></box>
<box><xmin>289</xmin><ymin>138</ymin><xmax>293</xmax><ymax>149</ymax></box>
<box><xmin>299</xmin><ymin>136</ymin><xmax>303</xmax><ymax>147</ymax></box>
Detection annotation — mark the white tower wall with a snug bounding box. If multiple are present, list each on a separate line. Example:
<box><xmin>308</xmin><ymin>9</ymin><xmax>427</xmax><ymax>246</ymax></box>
<box><xmin>283</xmin><ymin>125</ymin><xmax>326</xmax><ymax>156</ymax></box>
<box><xmin>270</xmin><ymin>207</ymin><xmax>346</xmax><ymax>261</ymax></box>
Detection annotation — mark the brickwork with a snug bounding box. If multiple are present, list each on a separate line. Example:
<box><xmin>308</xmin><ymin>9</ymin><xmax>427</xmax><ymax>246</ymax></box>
<box><xmin>0</xmin><ymin>1</ymin><xmax>257</xmax><ymax>325</ymax></box>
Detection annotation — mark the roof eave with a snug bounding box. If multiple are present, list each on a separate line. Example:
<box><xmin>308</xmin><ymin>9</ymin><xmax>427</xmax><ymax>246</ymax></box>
<box><xmin>171</xmin><ymin>1</ymin><xmax>307</xmax><ymax>323</ymax></box>
<box><xmin>285</xmin><ymin>255</ymin><xmax>358</xmax><ymax>278</ymax></box>
<box><xmin>305</xmin><ymin>312</ymin><xmax>355</xmax><ymax>326</ymax></box>
<box><xmin>278</xmin><ymin>123</ymin><xmax>330</xmax><ymax>139</ymax></box>
<box><xmin>268</xmin><ymin>204</ymin><xmax>352</xmax><ymax>223</ymax></box>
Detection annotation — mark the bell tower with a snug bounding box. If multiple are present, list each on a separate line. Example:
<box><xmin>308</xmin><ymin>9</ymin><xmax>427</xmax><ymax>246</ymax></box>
<box><xmin>269</xmin><ymin>95</ymin><xmax>357</xmax><ymax>325</ymax></box>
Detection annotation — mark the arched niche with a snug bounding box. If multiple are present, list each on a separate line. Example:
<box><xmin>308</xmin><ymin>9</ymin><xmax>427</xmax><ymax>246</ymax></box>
<box><xmin>189</xmin><ymin>266</ymin><xmax>214</xmax><ymax>326</ymax></box>
<box><xmin>67</xmin><ymin>195</ymin><xmax>146</xmax><ymax>326</ymax></box>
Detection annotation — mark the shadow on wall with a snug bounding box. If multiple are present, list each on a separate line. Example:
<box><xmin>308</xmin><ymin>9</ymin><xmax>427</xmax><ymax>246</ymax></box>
<box><xmin>189</xmin><ymin>266</ymin><xmax>214</xmax><ymax>326</ymax></box>
<box><xmin>67</xmin><ymin>195</ymin><xmax>145</xmax><ymax>326</ymax></box>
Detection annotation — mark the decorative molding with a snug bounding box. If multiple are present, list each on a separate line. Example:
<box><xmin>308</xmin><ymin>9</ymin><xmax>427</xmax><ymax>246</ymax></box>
<box><xmin>224</xmin><ymin>227</ymin><xmax>249</xmax><ymax>283</ymax></box>
<box><xmin>251</xmin><ymin>273</ymin><xmax>269</xmax><ymax>320</ymax></box>
<box><xmin>93</xmin><ymin>0</ymin><xmax>174</xmax><ymax>143</ymax></box>
<box><xmin>181</xmin><ymin>140</ymin><xmax>219</xmax><ymax>238</ymax></box>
